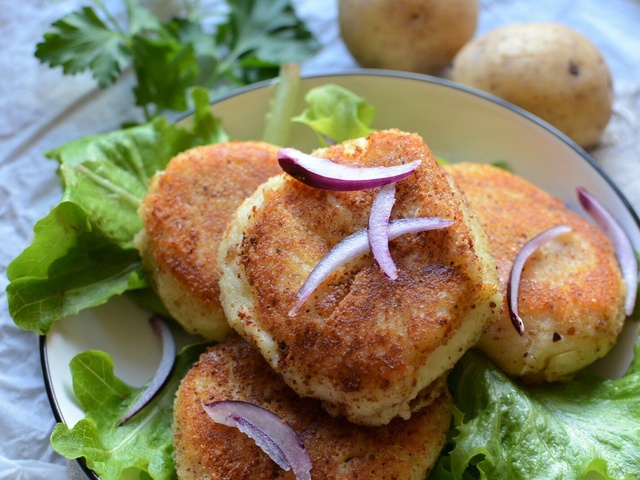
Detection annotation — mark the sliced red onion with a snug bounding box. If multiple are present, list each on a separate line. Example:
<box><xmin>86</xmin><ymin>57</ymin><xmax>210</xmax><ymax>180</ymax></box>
<box><xmin>577</xmin><ymin>187</ymin><xmax>638</xmax><ymax>316</ymax></box>
<box><xmin>369</xmin><ymin>184</ymin><xmax>398</xmax><ymax>279</ymax></box>
<box><xmin>202</xmin><ymin>400</ymin><xmax>312</xmax><ymax>480</ymax></box>
<box><xmin>118</xmin><ymin>315</ymin><xmax>176</xmax><ymax>425</ymax></box>
<box><xmin>278</xmin><ymin>147</ymin><xmax>421</xmax><ymax>191</ymax></box>
<box><xmin>289</xmin><ymin>217</ymin><xmax>454</xmax><ymax>316</ymax></box>
<box><xmin>507</xmin><ymin>225</ymin><xmax>572</xmax><ymax>335</ymax></box>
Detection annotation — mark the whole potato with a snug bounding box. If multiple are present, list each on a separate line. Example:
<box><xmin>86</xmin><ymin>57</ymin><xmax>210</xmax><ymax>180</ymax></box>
<box><xmin>450</xmin><ymin>23</ymin><xmax>613</xmax><ymax>148</ymax></box>
<box><xmin>339</xmin><ymin>0</ymin><xmax>478</xmax><ymax>75</ymax></box>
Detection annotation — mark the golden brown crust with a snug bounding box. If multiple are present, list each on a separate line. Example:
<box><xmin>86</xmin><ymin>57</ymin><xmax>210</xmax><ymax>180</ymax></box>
<box><xmin>446</xmin><ymin>162</ymin><xmax>626</xmax><ymax>383</ymax></box>
<box><xmin>173</xmin><ymin>333</ymin><xmax>452</xmax><ymax>480</ymax></box>
<box><xmin>136</xmin><ymin>141</ymin><xmax>282</xmax><ymax>340</ymax></box>
<box><xmin>218</xmin><ymin>130</ymin><xmax>501</xmax><ymax>425</ymax></box>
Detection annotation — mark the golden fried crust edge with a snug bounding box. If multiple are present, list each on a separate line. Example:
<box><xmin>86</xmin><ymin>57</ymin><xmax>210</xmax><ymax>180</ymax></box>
<box><xmin>136</xmin><ymin>141</ymin><xmax>281</xmax><ymax>340</ymax></box>
<box><xmin>172</xmin><ymin>334</ymin><xmax>453</xmax><ymax>480</ymax></box>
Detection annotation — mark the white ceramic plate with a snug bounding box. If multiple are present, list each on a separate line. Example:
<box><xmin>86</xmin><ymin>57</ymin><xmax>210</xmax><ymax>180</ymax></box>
<box><xmin>41</xmin><ymin>70</ymin><xmax>640</xmax><ymax>479</ymax></box>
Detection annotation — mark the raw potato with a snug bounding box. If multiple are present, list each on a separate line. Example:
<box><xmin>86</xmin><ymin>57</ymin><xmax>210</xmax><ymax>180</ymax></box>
<box><xmin>450</xmin><ymin>23</ymin><xmax>613</xmax><ymax>148</ymax></box>
<box><xmin>339</xmin><ymin>0</ymin><xmax>478</xmax><ymax>75</ymax></box>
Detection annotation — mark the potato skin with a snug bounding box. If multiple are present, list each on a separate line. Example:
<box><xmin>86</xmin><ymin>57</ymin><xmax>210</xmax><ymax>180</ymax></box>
<box><xmin>450</xmin><ymin>22</ymin><xmax>613</xmax><ymax>148</ymax></box>
<box><xmin>339</xmin><ymin>0</ymin><xmax>478</xmax><ymax>75</ymax></box>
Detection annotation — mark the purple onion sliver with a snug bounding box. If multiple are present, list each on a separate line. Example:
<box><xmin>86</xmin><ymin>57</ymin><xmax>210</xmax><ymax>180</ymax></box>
<box><xmin>118</xmin><ymin>315</ymin><xmax>177</xmax><ymax>425</ymax></box>
<box><xmin>507</xmin><ymin>225</ymin><xmax>572</xmax><ymax>336</ymax></box>
<box><xmin>577</xmin><ymin>187</ymin><xmax>638</xmax><ymax>316</ymax></box>
<box><xmin>289</xmin><ymin>217</ymin><xmax>454</xmax><ymax>316</ymax></box>
<box><xmin>289</xmin><ymin>228</ymin><xmax>370</xmax><ymax>316</ymax></box>
<box><xmin>278</xmin><ymin>147</ymin><xmax>421</xmax><ymax>191</ymax></box>
<box><xmin>322</xmin><ymin>134</ymin><xmax>336</xmax><ymax>146</ymax></box>
<box><xmin>369</xmin><ymin>184</ymin><xmax>398</xmax><ymax>279</ymax></box>
<box><xmin>234</xmin><ymin>416</ymin><xmax>289</xmax><ymax>470</ymax></box>
<box><xmin>203</xmin><ymin>400</ymin><xmax>312</xmax><ymax>480</ymax></box>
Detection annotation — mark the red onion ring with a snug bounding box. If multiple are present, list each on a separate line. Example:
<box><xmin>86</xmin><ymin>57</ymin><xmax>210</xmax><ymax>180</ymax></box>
<box><xmin>202</xmin><ymin>400</ymin><xmax>312</xmax><ymax>480</ymax></box>
<box><xmin>369</xmin><ymin>184</ymin><xmax>398</xmax><ymax>279</ymax></box>
<box><xmin>577</xmin><ymin>187</ymin><xmax>638</xmax><ymax>316</ymax></box>
<box><xmin>278</xmin><ymin>147</ymin><xmax>421</xmax><ymax>191</ymax></box>
<box><xmin>118</xmin><ymin>315</ymin><xmax>176</xmax><ymax>425</ymax></box>
<box><xmin>289</xmin><ymin>217</ymin><xmax>454</xmax><ymax>316</ymax></box>
<box><xmin>507</xmin><ymin>225</ymin><xmax>572</xmax><ymax>335</ymax></box>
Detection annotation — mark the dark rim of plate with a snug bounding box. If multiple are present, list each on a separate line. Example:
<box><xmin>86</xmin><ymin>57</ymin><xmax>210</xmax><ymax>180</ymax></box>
<box><xmin>39</xmin><ymin>68</ymin><xmax>640</xmax><ymax>479</ymax></box>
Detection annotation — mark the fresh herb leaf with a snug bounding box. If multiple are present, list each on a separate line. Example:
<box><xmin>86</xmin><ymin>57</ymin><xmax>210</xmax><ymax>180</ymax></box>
<box><xmin>165</xmin><ymin>17</ymin><xmax>221</xmax><ymax>87</ymax></box>
<box><xmin>6</xmin><ymin>91</ymin><xmax>225</xmax><ymax>333</ymax></box>
<box><xmin>35</xmin><ymin>5</ymin><xmax>131</xmax><ymax>88</ymax></box>
<box><xmin>35</xmin><ymin>0</ymin><xmax>319</xmax><ymax>120</ymax></box>
<box><xmin>123</xmin><ymin>0</ymin><xmax>164</xmax><ymax>35</ymax></box>
<box><xmin>51</xmin><ymin>342</ymin><xmax>208</xmax><ymax>480</ymax></box>
<box><xmin>292</xmin><ymin>84</ymin><xmax>376</xmax><ymax>146</ymax></box>
<box><xmin>232</xmin><ymin>0</ymin><xmax>319</xmax><ymax>64</ymax></box>
<box><xmin>131</xmin><ymin>36</ymin><xmax>200</xmax><ymax>117</ymax></box>
<box><xmin>431</xmin><ymin>347</ymin><xmax>640</xmax><ymax>480</ymax></box>
<box><xmin>215</xmin><ymin>0</ymin><xmax>319</xmax><ymax>86</ymax></box>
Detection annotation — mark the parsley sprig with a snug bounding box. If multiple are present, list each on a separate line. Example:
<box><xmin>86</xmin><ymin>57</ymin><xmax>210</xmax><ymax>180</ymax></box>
<box><xmin>35</xmin><ymin>0</ymin><xmax>319</xmax><ymax>120</ymax></box>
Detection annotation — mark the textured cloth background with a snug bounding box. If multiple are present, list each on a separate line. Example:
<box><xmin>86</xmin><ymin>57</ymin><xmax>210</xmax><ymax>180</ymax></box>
<box><xmin>1</xmin><ymin>1</ymin><xmax>638</xmax><ymax>479</ymax></box>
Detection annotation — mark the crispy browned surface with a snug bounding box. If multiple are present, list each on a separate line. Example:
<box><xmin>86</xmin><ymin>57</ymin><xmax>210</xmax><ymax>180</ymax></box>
<box><xmin>173</xmin><ymin>333</ymin><xmax>452</xmax><ymax>480</ymax></box>
<box><xmin>136</xmin><ymin>141</ymin><xmax>281</xmax><ymax>340</ymax></box>
<box><xmin>446</xmin><ymin>162</ymin><xmax>626</xmax><ymax>383</ymax></box>
<box><xmin>218</xmin><ymin>130</ymin><xmax>501</xmax><ymax>425</ymax></box>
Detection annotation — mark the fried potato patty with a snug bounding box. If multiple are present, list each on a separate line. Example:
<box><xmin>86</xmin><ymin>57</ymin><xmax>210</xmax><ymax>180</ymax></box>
<box><xmin>136</xmin><ymin>142</ymin><xmax>281</xmax><ymax>340</ymax></box>
<box><xmin>173</xmin><ymin>333</ymin><xmax>452</xmax><ymax>480</ymax></box>
<box><xmin>217</xmin><ymin>129</ymin><xmax>502</xmax><ymax>425</ymax></box>
<box><xmin>446</xmin><ymin>162</ymin><xmax>626</xmax><ymax>383</ymax></box>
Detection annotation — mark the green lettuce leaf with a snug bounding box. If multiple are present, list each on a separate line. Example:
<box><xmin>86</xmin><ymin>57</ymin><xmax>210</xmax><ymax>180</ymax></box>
<box><xmin>48</xmin><ymin>112</ymin><xmax>220</xmax><ymax>249</ymax></box>
<box><xmin>6</xmin><ymin>202</ymin><xmax>146</xmax><ymax>334</ymax></box>
<box><xmin>6</xmin><ymin>89</ymin><xmax>226</xmax><ymax>334</ymax></box>
<box><xmin>187</xmin><ymin>86</ymin><xmax>229</xmax><ymax>146</ymax></box>
<box><xmin>292</xmin><ymin>83</ymin><xmax>376</xmax><ymax>145</ymax></box>
<box><xmin>431</xmin><ymin>347</ymin><xmax>640</xmax><ymax>480</ymax></box>
<box><xmin>51</xmin><ymin>342</ymin><xmax>208</xmax><ymax>480</ymax></box>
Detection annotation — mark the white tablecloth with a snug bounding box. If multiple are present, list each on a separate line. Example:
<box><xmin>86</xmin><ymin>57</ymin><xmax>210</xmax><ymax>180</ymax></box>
<box><xmin>1</xmin><ymin>1</ymin><xmax>639</xmax><ymax>479</ymax></box>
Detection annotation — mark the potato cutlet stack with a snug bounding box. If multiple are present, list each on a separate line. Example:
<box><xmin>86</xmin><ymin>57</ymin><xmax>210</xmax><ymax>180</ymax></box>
<box><xmin>137</xmin><ymin>136</ymin><xmax>462</xmax><ymax>478</ymax></box>
<box><xmin>139</xmin><ymin>133</ymin><xmax>627</xmax><ymax>479</ymax></box>
<box><xmin>136</xmin><ymin>141</ymin><xmax>282</xmax><ymax>340</ymax></box>
<box><xmin>217</xmin><ymin>129</ymin><xmax>502</xmax><ymax>426</ymax></box>
<box><xmin>446</xmin><ymin>162</ymin><xmax>626</xmax><ymax>384</ymax></box>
